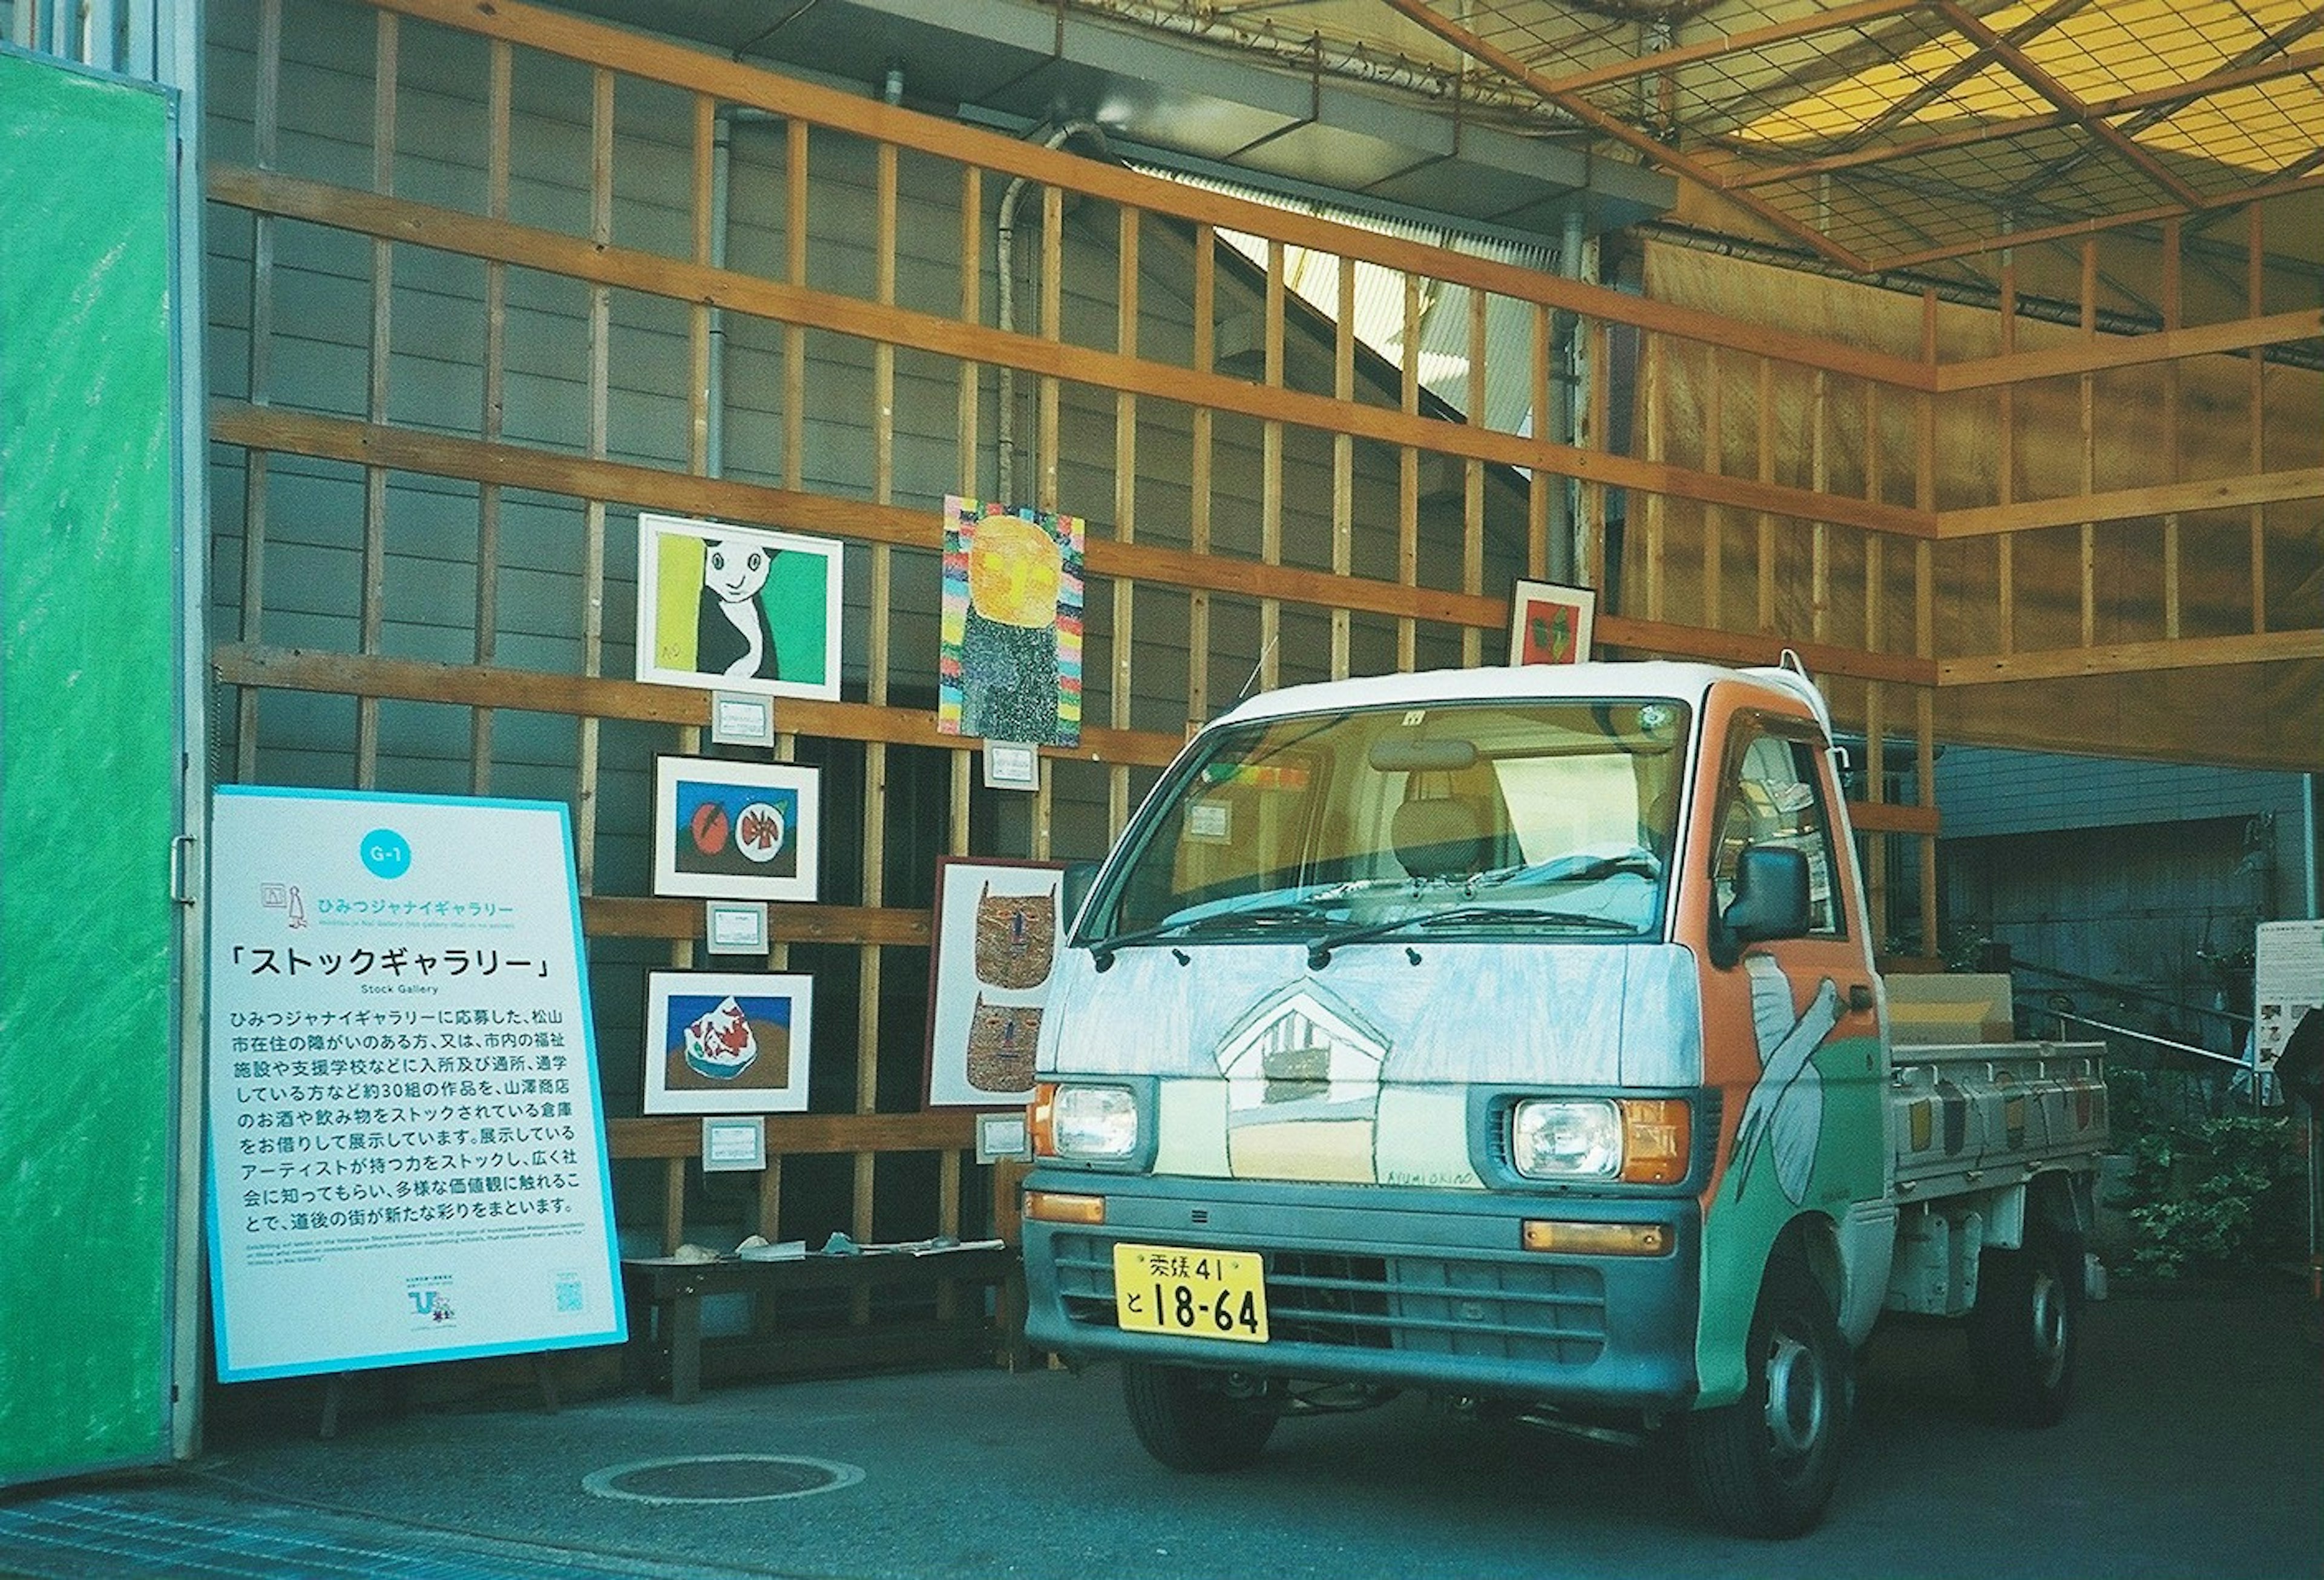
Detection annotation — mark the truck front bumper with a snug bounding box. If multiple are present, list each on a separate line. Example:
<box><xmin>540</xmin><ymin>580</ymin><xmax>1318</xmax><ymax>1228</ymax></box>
<box><xmin>1022</xmin><ymin>1172</ymin><xmax>1702</xmax><ymax>1412</ymax></box>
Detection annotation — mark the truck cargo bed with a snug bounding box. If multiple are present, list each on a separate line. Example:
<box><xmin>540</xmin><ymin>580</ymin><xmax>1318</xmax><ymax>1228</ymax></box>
<box><xmin>1889</xmin><ymin>1040</ymin><xmax>2108</xmax><ymax>1199</ymax></box>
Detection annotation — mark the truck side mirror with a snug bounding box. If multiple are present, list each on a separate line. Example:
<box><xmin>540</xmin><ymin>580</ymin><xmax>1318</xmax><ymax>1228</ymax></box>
<box><xmin>1711</xmin><ymin>844</ymin><xmax>1812</xmax><ymax>968</ymax></box>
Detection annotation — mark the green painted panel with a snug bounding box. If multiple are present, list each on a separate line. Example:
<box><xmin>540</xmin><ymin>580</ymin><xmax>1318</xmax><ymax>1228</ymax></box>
<box><xmin>0</xmin><ymin>50</ymin><xmax>182</xmax><ymax>1484</ymax></box>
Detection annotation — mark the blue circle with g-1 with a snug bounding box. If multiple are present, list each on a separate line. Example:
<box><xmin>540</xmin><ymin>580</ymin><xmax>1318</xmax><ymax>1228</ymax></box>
<box><xmin>361</xmin><ymin>828</ymin><xmax>413</xmax><ymax>879</ymax></box>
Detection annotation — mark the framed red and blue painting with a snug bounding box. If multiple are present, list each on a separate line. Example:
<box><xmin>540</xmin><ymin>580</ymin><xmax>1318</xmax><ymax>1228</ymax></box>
<box><xmin>643</xmin><ymin>971</ymin><xmax>814</xmax><ymax>1115</ymax></box>
<box><xmin>651</xmin><ymin>757</ymin><xmax>821</xmax><ymax>903</ymax></box>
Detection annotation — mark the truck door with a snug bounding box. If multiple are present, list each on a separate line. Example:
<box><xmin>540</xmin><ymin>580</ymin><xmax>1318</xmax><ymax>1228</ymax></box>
<box><xmin>1702</xmin><ymin>715</ymin><xmax>1885</xmax><ymax>1219</ymax></box>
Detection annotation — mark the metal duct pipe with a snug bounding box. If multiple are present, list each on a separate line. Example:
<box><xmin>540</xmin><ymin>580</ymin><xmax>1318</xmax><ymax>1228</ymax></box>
<box><xmin>1065</xmin><ymin>0</ymin><xmax>1533</xmax><ymax>116</ymax></box>
<box><xmin>997</xmin><ymin>119</ymin><xmax>1108</xmax><ymax>505</ymax></box>
<box><xmin>1554</xmin><ymin>205</ymin><xmax>1587</xmax><ymax>585</ymax></box>
<box><xmin>707</xmin><ymin>111</ymin><xmax>736</xmax><ymax>479</ymax></box>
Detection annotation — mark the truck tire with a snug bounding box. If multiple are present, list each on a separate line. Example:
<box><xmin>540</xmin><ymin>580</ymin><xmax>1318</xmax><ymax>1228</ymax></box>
<box><xmin>1683</xmin><ymin>1258</ymin><xmax>1852</xmax><ymax>1538</ymax></box>
<box><xmin>1968</xmin><ymin>1224</ymin><xmax>2081</xmax><ymax>1428</ymax></box>
<box><xmin>1119</xmin><ymin>1361</ymin><xmax>1279</xmax><ymax>1472</ymax></box>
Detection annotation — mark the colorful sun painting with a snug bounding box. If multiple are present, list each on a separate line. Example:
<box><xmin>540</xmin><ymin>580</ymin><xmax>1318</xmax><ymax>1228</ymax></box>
<box><xmin>937</xmin><ymin>495</ymin><xmax>1084</xmax><ymax>747</ymax></box>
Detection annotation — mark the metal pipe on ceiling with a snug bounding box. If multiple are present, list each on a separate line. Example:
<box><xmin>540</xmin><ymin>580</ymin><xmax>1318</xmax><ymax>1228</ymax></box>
<box><xmin>997</xmin><ymin>119</ymin><xmax>1109</xmax><ymax>507</ymax></box>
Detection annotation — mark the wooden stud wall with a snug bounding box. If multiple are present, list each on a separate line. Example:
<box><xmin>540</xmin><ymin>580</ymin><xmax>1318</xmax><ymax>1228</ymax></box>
<box><xmin>204</xmin><ymin>0</ymin><xmax>2321</xmax><ymax>1283</ymax></box>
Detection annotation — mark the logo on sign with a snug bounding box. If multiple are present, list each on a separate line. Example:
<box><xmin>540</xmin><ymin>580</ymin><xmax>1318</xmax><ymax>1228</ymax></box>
<box><xmin>362</xmin><ymin>827</ymin><xmax>413</xmax><ymax>880</ymax></box>
<box><xmin>407</xmin><ymin>1288</ymin><xmax>456</xmax><ymax>1325</ymax></box>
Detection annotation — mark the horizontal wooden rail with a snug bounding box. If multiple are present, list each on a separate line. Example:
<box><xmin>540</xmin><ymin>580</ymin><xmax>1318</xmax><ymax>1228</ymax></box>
<box><xmin>219</xmin><ymin>638</ymin><xmax>1939</xmax><ymax>856</ymax></box>
<box><xmin>210</xmin><ymin>643</ymin><xmax>1187</xmax><ymax>766</ymax></box>
<box><xmin>1932</xmin><ymin>306</ymin><xmax>2324</xmax><ymax>392</ymax></box>
<box><xmin>206</xmin><ymin>169</ymin><xmax>1936</xmax><ymax>541</ymax></box>
<box><xmin>583</xmin><ymin>896</ymin><xmax>931</xmax><ymax>947</ymax></box>
<box><xmin>1847</xmin><ymin>801</ymin><xmax>1941</xmax><ymax>836</ymax></box>
<box><xmin>609</xmin><ymin>1110</ymin><xmax>979</xmax><ymax>1160</ymax></box>
<box><xmin>1937</xmin><ymin>628</ymin><xmax>2324</xmax><ymax>686</ymax></box>
<box><xmin>207</xmin><ymin>402</ymin><xmax>1505</xmax><ymax>629</ymax></box>
<box><xmin>208</xmin><ymin>413</ymin><xmax>1937</xmax><ymax>689</ymax></box>
<box><xmin>1937</xmin><ymin>466</ymin><xmax>2324</xmax><ymax>539</ymax></box>
<box><xmin>1596</xmin><ymin>612</ymin><xmax>1937</xmax><ymax>687</ymax></box>
<box><xmin>369</xmin><ymin>0</ymin><xmax>1936</xmax><ymax>392</ymax></box>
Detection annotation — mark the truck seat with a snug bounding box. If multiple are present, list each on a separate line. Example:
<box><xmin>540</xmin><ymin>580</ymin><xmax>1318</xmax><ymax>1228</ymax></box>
<box><xmin>1391</xmin><ymin>795</ymin><xmax>1492</xmax><ymax>879</ymax></box>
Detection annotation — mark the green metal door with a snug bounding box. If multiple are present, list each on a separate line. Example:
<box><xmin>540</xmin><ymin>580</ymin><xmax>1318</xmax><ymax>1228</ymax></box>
<box><xmin>0</xmin><ymin>48</ymin><xmax>187</xmax><ymax>1486</ymax></box>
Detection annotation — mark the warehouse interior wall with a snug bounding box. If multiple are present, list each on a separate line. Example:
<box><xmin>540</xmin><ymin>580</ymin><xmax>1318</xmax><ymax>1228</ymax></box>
<box><xmin>1633</xmin><ymin>241</ymin><xmax>2322</xmax><ymax>774</ymax></box>
<box><xmin>190</xmin><ymin>0</ymin><xmax>2319</xmax><ymax>1289</ymax></box>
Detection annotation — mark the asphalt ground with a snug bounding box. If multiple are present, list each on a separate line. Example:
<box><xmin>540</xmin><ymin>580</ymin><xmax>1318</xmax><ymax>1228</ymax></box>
<box><xmin>4</xmin><ymin>1276</ymin><xmax>2317</xmax><ymax>1580</ymax></box>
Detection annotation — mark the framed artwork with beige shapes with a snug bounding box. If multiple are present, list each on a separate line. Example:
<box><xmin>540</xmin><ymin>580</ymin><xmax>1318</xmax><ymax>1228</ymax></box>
<box><xmin>924</xmin><ymin>858</ymin><xmax>1067</xmax><ymax>1108</ymax></box>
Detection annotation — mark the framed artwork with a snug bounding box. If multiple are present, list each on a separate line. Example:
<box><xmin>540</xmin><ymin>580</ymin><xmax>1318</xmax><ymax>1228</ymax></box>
<box><xmin>652</xmin><ymin>757</ymin><xmax>820</xmax><ymax>903</ymax></box>
<box><xmin>937</xmin><ymin>495</ymin><xmax>1084</xmax><ymax>746</ymax></box>
<box><xmin>635</xmin><ymin>513</ymin><xmax>842</xmax><ymax>700</ymax></box>
<box><xmin>643</xmin><ymin>971</ymin><xmax>813</xmax><ymax>1114</ymax></box>
<box><xmin>924</xmin><ymin>858</ymin><xmax>1067</xmax><ymax>1108</ymax></box>
<box><xmin>1508</xmin><ymin>580</ymin><xmax>1597</xmax><ymax>666</ymax></box>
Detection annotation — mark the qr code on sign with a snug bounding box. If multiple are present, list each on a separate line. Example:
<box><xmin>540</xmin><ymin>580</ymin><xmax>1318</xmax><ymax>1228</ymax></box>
<box><xmin>553</xmin><ymin>1273</ymin><xmax>585</xmax><ymax>1314</ymax></box>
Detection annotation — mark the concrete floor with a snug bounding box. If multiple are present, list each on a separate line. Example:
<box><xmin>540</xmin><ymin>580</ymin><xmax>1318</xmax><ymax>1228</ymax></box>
<box><xmin>4</xmin><ymin>1276</ymin><xmax>2318</xmax><ymax>1580</ymax></box>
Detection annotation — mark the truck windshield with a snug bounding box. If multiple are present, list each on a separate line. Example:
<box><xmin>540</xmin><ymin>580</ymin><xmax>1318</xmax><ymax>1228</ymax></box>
<box><xmin>1080</xmin><ymin>697</ymin><xmax>1690</xmax><ymax>957</ymax></box>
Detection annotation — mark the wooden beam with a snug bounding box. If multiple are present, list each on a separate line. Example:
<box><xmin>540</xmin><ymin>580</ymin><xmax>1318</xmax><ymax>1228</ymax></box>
<box><xmin>206</xmin><ymin>166</ymin><xmax>1934</xmax><ymax>539</ymax></box>
<box><xmin>1880</xmin><ymin>172</ymin><xmax>2324</xmax><ymax>272</ymax></box>
<box><xmin>1939</xmin><ymin>466</ymin><xmax>2324</xmax><ymax>537</ymax></box>
<box><xmin>585</xmin><ymin>896</ymin><xmax>930</xmax><ymax>947</ymax></box>
<box><xmin>1515</xmin><ymin>0</ymin><xmax>1923</xmax><ymax>97</ymax></box>
<box><xmin>1381</xmin><ymin>0</ymin><xmax>1882</xmax><ymax>274</ymax></box>
<box><xmin>1934</xmin><ymin>306</ymin><xmax>2324</xmax><ymax>391</ymax></box>
<box><xmin>609</xmin><ymin>1110</ymin><xmax>976</xmax><ymax>1160</ymax></box>
<box><xmin>210</xmin><ymin>401</ymin><xmax>1934</xmax><ymax>683</ymax></box>
<box><xmin>209</xmin><ymin>643</ymin><xmax>1189</xmax><ymax>765</ymax></box>
<box><xmin>1848</xmin><ymin>801</ymin><xmax>1941</xmax><ymax>836</ymax></box>
<box><xmin>1938</xmin><ymin>628</ymin><xmax>2324</xmax><ymax>685</ymax></box>
<box><xmin>1595</xmin><ymin>614</ymin><xmax>1937</xmax><ymax>686</ymax></box>
<box><xmin>367</xmin><ymin>0</ymin><xmax>1931</xmax><ymax>388</ymax></box>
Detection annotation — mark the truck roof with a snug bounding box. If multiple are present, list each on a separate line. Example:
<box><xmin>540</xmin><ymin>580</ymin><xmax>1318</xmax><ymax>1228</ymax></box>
<box><xmin>1207</xmin><ymin>658</ymin><xmax>1832</xmax><ymax>737</ymax></box>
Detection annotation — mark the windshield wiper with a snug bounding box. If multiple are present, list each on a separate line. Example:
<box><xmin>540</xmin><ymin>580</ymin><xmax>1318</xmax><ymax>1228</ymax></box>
<box><xmin>1086</xmin><ymin>901</ymin><xmax>1336</xmax><ymax>971</ymax></box>
<box><xmin>1304</xmin><ymin>905</ymin><xmax>1638</xmax><ymax>969</ymax></box>
<box><xmin>1471</xmin><ymin>848</ymin><xmax>1664</xmax><ymax>890</ymax></box>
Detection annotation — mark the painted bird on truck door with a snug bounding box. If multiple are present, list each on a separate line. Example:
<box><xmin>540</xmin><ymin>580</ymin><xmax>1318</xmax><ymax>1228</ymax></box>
<box><xmin>1733</xmin><ymin>954</ymin><xmax>1842</xmax><ymax>1205</ymax></box>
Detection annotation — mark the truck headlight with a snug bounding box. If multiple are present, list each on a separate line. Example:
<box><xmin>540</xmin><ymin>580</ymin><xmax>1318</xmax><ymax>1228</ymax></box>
<box><xmin>1511</xmin><ymin>1098</ymin><xmax>1623</xmax><ymax>1180</ymax></box>
<box><xmin>1032</xmin><ymin>1083</ymin><xmax>1140</xmax><ymax>1163</ymax></box>
<box><xmin>1509</xmin><ymin>1097</ymin><xmax>1690</xmax><ymax>1185</ymax></box>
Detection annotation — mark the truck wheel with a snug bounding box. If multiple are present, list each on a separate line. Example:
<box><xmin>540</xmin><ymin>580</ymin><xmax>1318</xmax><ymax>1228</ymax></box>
<box><xmin>1684</xmin><ymin>1260</ymin><xmax>1852</xmax><ymax>1538</ymax></box>
<box><xmin>1969</xmin><ymin>1225</ymin><xmax>2081</xmax><ymax>1428</ymax></box>
<box><xmin>1119</xmin><ymin>1362</ymin><xmax>1279</xmax><ymax>1472</ymax></box>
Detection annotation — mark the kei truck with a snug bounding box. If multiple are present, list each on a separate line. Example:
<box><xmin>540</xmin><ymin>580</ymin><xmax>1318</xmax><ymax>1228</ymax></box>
<box><xmin>1019</xmin><ymin>658</ymin><xmax>2108</xmax><ymax>1536</ymax></box>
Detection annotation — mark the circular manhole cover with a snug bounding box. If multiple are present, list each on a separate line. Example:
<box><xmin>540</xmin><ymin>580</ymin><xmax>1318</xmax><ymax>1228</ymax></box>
<box><xmin>583</xmin><ymin>1454</ymin><xmax>864</xmax><ymax>1506</ymax></box>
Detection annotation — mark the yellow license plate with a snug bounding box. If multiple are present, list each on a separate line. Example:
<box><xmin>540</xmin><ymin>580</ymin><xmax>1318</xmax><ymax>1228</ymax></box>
<box><xmin>1113</xmin><ymin>1243</ymin><xmax>1269</xmax><ymax>1343</ymax></box>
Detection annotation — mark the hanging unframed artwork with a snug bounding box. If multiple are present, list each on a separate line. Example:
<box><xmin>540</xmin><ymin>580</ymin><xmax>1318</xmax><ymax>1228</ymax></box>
<box><xmin>651</xmin><ymin>757</ymin><xmax>819</xmax><ymax>903</ymax></box>
<box><xmin>937</xmin><ymin>495</ymin><xmax>1083</xmax><ymax>746</ymax></box>
<box><xmin>635</xmin><ymin>513</ymin><xmax>843</xmax><ymax>700</ymax></box>
<box><xmin>643</xmin><ymin>971</ymin><xmax>814</xmax><ymax>1114</ymax></box>
<box><xmin>923</xmin><ymin>859</ymin><xmax>1067</xmax><ymax>1107</ymax></box>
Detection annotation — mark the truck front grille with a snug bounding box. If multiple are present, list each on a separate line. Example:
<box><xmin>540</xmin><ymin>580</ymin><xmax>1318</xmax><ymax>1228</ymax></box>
<box><xmin>1049</xmin><ymin>1233</ymin><xmax>1607</xmax><ymax>1366</ymax></box>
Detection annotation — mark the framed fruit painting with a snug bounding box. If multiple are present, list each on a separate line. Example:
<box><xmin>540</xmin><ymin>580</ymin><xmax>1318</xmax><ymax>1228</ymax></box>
<box><xmin>651</xmin><ymin>757</ymin><xmax>820</xmax><ymax>903</ymax></box>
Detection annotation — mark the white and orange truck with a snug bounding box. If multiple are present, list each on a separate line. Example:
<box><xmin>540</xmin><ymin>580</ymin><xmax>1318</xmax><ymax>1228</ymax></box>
<box><xmin>1019</xmin><ymin>658</ymin><xmax>2108</xmax><ymax>1535</ymax></box>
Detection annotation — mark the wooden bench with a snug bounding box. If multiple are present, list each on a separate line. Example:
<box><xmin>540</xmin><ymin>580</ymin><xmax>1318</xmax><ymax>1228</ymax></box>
<box><xmin>619</xmin><ymin>1244</ymin><xmax>1018</xmax><ymax>1402</ymax></box>
<box><xmin>608</xmin><ymin>1110</ymin><xmax>1028</xmax><ymax>1401</ymax></box>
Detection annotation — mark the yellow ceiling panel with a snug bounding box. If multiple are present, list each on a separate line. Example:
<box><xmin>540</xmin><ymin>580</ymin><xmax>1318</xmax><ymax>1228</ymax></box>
<box><xmin>1362</xmin><ymin>0</ymin><xmax>2324</xmax><ymax>270</ymax></box>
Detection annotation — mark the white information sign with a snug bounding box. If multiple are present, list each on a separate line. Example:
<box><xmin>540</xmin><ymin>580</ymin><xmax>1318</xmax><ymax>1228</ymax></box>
<box><xmin>205</xmin><ymin>787</ymin><xmax>626</xmax><ymax>1380</ymax></box>
<box><xmin>2255</xmin><ymin>919</ymin><xmax>2324</xmax><ymax>1074</ymax></box>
